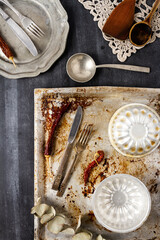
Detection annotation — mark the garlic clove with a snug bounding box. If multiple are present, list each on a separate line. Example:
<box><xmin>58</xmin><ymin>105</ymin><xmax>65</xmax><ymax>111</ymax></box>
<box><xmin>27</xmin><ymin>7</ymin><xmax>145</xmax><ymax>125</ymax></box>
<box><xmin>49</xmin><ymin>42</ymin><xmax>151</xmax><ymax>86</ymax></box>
<box><xmin>47</xmin><ymin>215</ymin><xmax>67</xmax><ymax>234</ymax></box>
<box><xmin>96</xmin><ymin>235</ymin><xmax>106</xmax><ymax>240</ymax></box>
<box><xmin>61</xmin><ymin>228</ymin><xmax>75</xmax><ymax>235</ymax></box>
<box><xmin>72</xmin><ymin>232</ymin><xmax>92</xmax><ymax>240</ymax></box>
<box><xmin>76</xmin><ymin>215</ymin><xmax>81</xmax><ymax>231</ymax></box>
<box><xmin>40</xmin><ymin>212</ymin><xmax>55</xmax><ymax>224</ymax></box>
<box><xmin>31</xmin><ymin>203</ymin><xmax>50</xmax><ymax>218</ymax></box>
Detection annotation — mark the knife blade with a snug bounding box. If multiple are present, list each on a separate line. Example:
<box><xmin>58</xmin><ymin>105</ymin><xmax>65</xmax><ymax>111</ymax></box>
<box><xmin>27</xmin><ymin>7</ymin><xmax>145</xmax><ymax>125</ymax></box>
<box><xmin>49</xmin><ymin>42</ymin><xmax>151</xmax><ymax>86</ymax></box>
<box><xmin>0</xmin><ymin>8</ymin><xmax>38</xmax><ymax>56</ymax></box>
<box><xmin>68</xmin><ymin>106</ymin><xmax>83</xmax><ymax>144</ymax></box>
<box><xmin>52</xmin><ymin>106</ymin><xmax>83</xmax><ymax>190</ymax></box>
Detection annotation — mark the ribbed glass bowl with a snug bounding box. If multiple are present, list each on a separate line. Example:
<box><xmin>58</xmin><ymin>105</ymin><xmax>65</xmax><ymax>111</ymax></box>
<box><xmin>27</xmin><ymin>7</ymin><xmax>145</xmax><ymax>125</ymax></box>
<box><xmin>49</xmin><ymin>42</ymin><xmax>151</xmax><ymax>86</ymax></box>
<box><xmin>108</xmin><ymin>103</ymin><xmax>160</xmax><ymax>157</ymax></box>
<box><xmin>93</xmin><ymin>174</ymin><xmax>151</xmax><ymax>233</ymax></box>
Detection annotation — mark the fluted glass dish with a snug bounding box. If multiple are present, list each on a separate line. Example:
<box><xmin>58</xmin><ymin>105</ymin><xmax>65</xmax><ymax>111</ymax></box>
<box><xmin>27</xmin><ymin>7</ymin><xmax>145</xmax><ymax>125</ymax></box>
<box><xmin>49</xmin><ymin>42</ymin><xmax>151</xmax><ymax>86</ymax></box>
<box><xmin>108</xmin><ymin>103</ymin><xmax>160</xmax><ymax>157</ymax></box>
<box><xmin>93</xmin><ymin>174</ymin><xmax>151</xmax><ymax>233</ymax></box>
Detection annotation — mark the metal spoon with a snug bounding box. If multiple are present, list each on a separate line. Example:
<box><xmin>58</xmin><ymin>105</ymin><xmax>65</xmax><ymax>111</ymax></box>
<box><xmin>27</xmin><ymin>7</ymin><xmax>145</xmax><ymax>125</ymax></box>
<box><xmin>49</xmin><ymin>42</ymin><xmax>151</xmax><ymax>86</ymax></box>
<box><xmin>66</xmin><ymin>53</ymin><xmax>150</xmax><ymax>83</ymax></box>
<box><xmin>129</xmin><ymin>0</ymin><xmax>160</xmax><ymax>47</ymax></box>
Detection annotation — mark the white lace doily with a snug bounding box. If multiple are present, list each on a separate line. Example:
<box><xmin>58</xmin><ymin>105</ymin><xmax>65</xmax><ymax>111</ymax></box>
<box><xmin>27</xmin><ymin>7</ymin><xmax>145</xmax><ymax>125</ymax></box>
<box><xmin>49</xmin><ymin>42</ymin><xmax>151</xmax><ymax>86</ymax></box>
<box><xmin>78</xmin><ymin>0</ymin><xmax>160</xmax><ymax>62</ymax></box>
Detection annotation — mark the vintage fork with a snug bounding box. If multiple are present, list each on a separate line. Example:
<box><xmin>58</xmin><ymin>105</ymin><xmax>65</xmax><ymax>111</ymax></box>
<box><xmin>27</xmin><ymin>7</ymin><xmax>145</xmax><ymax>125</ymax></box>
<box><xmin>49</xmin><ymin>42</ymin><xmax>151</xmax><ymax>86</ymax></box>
<box><xmin>0</xmin><ymin>0</ymin><xmax>44</xmax><ymax>38</ymax></box>
<box><xmin>57</xmin><ymin>124</ymin><xmax>93</xmax><ymax>197</ymax></box>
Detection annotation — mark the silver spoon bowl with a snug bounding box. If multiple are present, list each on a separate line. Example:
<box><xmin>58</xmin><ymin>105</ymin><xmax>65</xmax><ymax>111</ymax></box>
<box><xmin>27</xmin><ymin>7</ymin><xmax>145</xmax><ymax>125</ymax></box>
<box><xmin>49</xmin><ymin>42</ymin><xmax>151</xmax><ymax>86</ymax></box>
<box><xmin>66</xmin><ymin>53</ymin><xmax>150</xmax><ymax>83</ymax></box>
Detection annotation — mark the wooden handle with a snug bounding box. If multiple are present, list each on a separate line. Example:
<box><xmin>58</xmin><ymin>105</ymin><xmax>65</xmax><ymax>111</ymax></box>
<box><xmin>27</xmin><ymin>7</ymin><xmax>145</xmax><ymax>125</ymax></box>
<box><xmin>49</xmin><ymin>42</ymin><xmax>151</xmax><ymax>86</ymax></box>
<box><xmin>56</xmin><ymin>153</ymin><xmax>79</xmax><ymax>197</ymax></box>
<box><xmin>145</xmin><ymin>0</ymin><xmax>160</xmax><ymax>24</ymax></box>
<box><xmin>52</xmin><ymin>142</ymin><xmax>73</xmax><ymax>190</ymax></box>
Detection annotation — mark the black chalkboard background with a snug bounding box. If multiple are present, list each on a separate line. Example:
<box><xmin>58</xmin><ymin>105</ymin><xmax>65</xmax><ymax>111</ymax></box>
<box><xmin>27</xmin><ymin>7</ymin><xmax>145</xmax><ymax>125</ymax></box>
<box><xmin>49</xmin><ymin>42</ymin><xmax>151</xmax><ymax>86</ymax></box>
<box><xmin>0</xmin><ymin>0</ymin><xmax>159</xmax><ymax>239</ymax></box>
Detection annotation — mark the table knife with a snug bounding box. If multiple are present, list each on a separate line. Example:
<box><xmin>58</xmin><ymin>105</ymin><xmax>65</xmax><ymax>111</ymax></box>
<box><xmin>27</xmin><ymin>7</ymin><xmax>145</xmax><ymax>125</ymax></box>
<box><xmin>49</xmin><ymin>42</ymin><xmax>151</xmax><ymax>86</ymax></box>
<box><xmin>0</xmin><ymin>8</ymin><xmax>38</xmax><ymax>56</ymax></box>
<box><xmin>52</xmin><ymin>106</ymin><xmax>83</xmax><ymax>191</ymax></box>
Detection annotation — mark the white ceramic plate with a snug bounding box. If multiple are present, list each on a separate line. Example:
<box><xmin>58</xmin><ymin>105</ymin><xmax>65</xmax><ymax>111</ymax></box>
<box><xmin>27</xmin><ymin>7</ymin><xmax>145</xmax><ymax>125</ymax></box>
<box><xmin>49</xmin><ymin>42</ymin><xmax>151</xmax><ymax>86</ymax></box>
<box><xmin>108</xmin><ymin>103</ymin><xmax>160</xmax><ymax>157</ymax></box>
<box><xmin>0</xmin><ymin>0</ymin><xmax>69</xmax><ymax>79</ymax></box>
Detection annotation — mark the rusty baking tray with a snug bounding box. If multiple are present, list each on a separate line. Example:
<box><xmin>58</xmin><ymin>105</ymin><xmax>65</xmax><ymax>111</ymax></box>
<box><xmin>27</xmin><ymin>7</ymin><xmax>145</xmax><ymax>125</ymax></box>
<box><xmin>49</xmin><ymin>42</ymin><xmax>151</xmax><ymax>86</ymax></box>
<box><xmin>34</xmin><ymin>87</ymin><xmax>160</xmax><ymax>240</ymax></box>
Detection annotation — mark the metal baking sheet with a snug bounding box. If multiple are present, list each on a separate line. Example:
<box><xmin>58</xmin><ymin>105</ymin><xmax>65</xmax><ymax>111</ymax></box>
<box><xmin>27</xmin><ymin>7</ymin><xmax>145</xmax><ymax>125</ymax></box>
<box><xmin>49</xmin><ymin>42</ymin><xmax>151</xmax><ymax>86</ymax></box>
<box><xmin>0</xmin><ymin>0</ymin><xmax>69</xmax><ymax>78</ymax></box>
<box><xmin>34</xmin><ymin>87</ymin><xmax>160</xmax><ymax>240</ymax></box>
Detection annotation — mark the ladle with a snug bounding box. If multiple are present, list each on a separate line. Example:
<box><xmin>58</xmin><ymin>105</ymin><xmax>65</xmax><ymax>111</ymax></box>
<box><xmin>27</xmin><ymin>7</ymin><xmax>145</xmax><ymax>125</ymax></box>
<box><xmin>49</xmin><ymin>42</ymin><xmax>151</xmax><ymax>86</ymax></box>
<box><xmin>129</xmin><ymin>0</ymin><xmax>160</xmax><ymax>47</ymax></box>
<box><xmin>66</xmin><ymin>53</ymin><xmax>150</xmax><ymax>83</ymax></box>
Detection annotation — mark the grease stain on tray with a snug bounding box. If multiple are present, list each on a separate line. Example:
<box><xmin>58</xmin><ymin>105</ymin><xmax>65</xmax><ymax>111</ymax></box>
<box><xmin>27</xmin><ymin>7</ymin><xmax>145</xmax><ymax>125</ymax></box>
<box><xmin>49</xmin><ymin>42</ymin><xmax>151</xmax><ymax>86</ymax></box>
<box><xmin>34</xmin><ymin>87</ymin><xmax>160</xmax><ymax>240</ymax></box>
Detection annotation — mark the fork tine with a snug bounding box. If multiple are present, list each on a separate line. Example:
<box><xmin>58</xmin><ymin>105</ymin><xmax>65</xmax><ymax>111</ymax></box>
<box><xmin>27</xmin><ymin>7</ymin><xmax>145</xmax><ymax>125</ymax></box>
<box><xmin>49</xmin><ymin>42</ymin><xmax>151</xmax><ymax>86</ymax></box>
<box><xmin>81</xmin><ymin>125</ymin><xmax>90</xmax><ymax>145</ymax></box>
<box><xmin>29</xmin><ymin>25</ymin><xmax>43</xmax><ymax>38</ymax></box>
<box><xmin>27</xmin><ymin>26</ymin><xmax>41</xmax><ymax>38</ymax></box>
<box><xmin>79</xmin><ymin>124</ymin><xmax>93</xmax><ymax>146</ymax></box>
<box><xmin>32</xmin><ymin>23</ymin><xmax>45</xmax><ymax>35</ymax></box>
<box><xmin>34</xmin><ymin>24</ymin><xmax>44</xmax><ymax>36</ymax></box>
<box><xmin>83</xmin><ymin>125</ymin><xmax>93</xmax><ymax>145</ymax></box>
<box><xmin>78</xmin><ymin>124</ymin><xmax>87</xmax><ymax>143</ymax></box>
<box><xmin>31</xmin><ymin>23</ymin><xmax>44</xmax><ymax>37</ymax></box>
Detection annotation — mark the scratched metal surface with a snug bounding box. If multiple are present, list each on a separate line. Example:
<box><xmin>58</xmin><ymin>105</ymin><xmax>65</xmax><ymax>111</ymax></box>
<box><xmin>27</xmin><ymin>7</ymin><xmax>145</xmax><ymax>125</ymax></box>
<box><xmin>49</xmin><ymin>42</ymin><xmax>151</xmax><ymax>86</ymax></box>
<box><xmin>0</xmin><ymin>0</ymin><xmax>69</xmax><ymax>78</ymax></box>
<box><xmin>34</xmin><ymin>87</ymin><xmax>160</xmax><ymax>240</ymax></box>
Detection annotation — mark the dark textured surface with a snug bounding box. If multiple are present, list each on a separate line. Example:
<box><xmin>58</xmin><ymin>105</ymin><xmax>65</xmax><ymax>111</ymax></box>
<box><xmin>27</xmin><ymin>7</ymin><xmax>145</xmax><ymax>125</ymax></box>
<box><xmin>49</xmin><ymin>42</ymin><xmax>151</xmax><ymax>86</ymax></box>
<box><xmin>0</xmin><ymin>0</ymin><xmax>160</xmax><ymax>239</ymax></box>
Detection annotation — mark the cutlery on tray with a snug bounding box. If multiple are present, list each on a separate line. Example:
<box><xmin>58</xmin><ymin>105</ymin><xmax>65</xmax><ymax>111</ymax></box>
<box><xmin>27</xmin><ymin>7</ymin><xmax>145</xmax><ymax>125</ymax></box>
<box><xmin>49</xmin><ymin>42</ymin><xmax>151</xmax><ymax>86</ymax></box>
<box><xmin>0</xmin><ymin>8</ymin><xmax>38</xmax><ymax>56</ymax></box>
<box><xmin>57</xmin><ymin>124</ymin><xmax>93</xmax><ymax>197</ymax></box>
<box><xmin>0</xmin><ymin>0</ymin><xmax>44</xmax><ymax>38</ymax></box>
<box><xmin>52</xmin><ymin>106</ymin><xmax>83</xmax><ymax>191</ymax></box>
<box><xmin>67</xmin><ymin>53</ymin><xmax>150</xmax><ymax>83</ymax></box>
